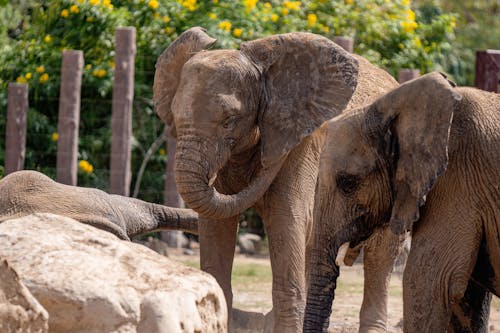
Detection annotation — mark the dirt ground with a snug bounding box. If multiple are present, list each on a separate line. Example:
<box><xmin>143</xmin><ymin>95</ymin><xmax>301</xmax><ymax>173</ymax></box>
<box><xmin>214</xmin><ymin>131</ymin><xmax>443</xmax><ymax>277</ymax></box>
<box><xmin>170</xmin><ymin>249</ymin><xmax>500</xmax><ymax>332</ymax></box>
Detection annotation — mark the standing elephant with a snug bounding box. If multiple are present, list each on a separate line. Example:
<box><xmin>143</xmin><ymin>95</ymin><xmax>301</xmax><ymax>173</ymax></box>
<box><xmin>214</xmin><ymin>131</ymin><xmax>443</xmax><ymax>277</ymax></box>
<box><xmin>154</xmin><ymin>27</ymin><xmax>399</xmax><ymax>331</ymax></box>
<box><xmin>0</xmin><ymin>170</ymin><xmax>198</xmax><ymax>239</ymax></box>
<box><xmin>303</xmin><ymin>72</ymin><xmax>500</xmax><ymax>332</ymax></box>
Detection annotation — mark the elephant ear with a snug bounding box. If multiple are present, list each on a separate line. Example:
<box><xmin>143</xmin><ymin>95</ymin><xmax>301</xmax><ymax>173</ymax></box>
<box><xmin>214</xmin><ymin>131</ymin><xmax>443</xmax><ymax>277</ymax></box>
<box><xmin>153</xmin><ymin>27</ymin><xmax>216</xmax><ymax>137</ymax></box>
<box><xmin>369</xmin><ymin>72</ymin><xmax>462</xmax><ymax>234</ymax></box>
<box><xmin>241</xmin><ymin>32</ymin><xmax>359</xmax><ymax>167</ymax></box>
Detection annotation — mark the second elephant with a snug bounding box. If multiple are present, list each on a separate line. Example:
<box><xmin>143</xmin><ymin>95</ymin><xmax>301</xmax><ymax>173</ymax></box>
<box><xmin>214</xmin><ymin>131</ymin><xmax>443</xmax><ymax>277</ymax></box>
<box><xmin>154</xmin><ymin>27</ymin><xmax>400</xmax><ymax>331</ymax></box>
<box><xmin>0</xmin><ymin>170</ymin><xmax>198</xmax><ymax>239</ymax></box>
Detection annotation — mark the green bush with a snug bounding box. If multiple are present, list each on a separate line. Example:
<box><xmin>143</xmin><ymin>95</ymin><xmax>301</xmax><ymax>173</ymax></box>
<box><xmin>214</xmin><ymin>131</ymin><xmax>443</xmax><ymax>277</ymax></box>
<box><xmin>0</xmin><ymin>0</ymin><xmax>456</xmax><ymax>202</ymax></box>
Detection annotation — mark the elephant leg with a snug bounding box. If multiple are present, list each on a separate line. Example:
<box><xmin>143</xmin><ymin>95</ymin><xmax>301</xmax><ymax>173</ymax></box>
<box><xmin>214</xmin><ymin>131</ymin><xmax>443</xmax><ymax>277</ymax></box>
<box><xmin>403</xmin><ymin>214</ymin><xmax>481</xmax><ymax>333</ymax></box>
<box><xmin>360</xmin><ymin>226</ymin><xmax>402</xmax><ymax>333</ymax></box>
<box><xmin>198</xmin><ymin>215</ymin><xmax>239</xmax><ymax>329</ymax></box>
<box><xmin>263</xmin><ymin>208</ymin><xmax>309</xmax><ymax>333</ymax></box>
<box><xmin>449</xmin><ymin>278</ymin><xmax>491</xmax><ymax>333</ymax></box>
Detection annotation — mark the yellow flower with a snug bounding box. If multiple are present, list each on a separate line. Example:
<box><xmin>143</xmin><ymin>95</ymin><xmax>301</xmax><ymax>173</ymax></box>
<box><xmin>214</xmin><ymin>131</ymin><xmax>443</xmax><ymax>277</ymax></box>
<box><xmin>398</xmin><ymin>43</ymin><xmax>404</xmax><ymax>49</ymax></box>
<box><xmin>77</xmin><ymin>0</ymin><xmax>84</xmax><ymax>3</ymax></box>
<box><xmin>345</xmin><ymin>0</ymin><xmax>353</xmax><ymax>4</ymax></box>
<box><xmin>159</xmin><ymin>148</ymin><xmax>166</xmax><ymax>156</ymax></box>
<box><xmin>153</xmin><ymin>12</ymin><xmax>160</xmax><ymax>19</ymax></box>
<box><xmin>208</xmin><ymin>12</ymin><xmax>217</xmax><ymax>20</ymax></box>
<box><xmin>85</xmin><ymin>64</ymin><xmax>92</xmax><ymax>70</ymax></box>
<box><xmin>401</xmin><ymin>20</ymin><xmax>418</xmax><ymax>33</ymax></box>
<box><xmin>78</xmin><ymin>160</ymin><xmax>94</xmax><ymax>174</ymax></box>
<box><xmin>102</xmin><ymin>0</ymin><xmax>113</xmax><ymax>8</ymax></box>
<box><xmin>86</xmin><ymin>17</ymin><xmax>94</xmax><ymax>22</ymax></box>
<box><xmin>148</xmin><ymin>0</ymin><xmax>159</xmax><ymax>10</ymax></box>
<box><xmin>218</xmin><ymin>20</ymin><xmax>232</xmax><ymax>31</ymax></box>
<box><xmin>281</xmin><ymin>8</ymin><xmax>289</xmax><ymax>16</ymax></box>
<box><xmin>89</xmin><ymin>0</ymin><xmax>100</xmax><ymax>5</ymax></box>
<box><xmin>92</xmin><ymin>69</ymin><xmax>107</xmax><ymax>78</ymax></box>
<box><xmin>61</xmin><ymin>9</ymin><xmax>69</xmax><ymax>18</ymax></box>
<box><xmin>39</xmin><ymin>73</ymin><xmax>49</xmax><ymax>83</ymax></box>
<box><xmin>165</xmin><ymin>27</ymin><xmax>175</xmax><ymax>34</ymax></box>
<box><xmin>244</xmin><ymin>0</ymin><xmax>258</xmax><ymax>13</ymax></box>
<box><xmin>233</xmin><ymin>28</ymin><xmax>243</xmax><ymax>38</ymax></box>
<box><xmin>405</xmin><ymin>9</ymin><xmax>415</xmax><ymax>22</ymax></box>
<box><xmin>163</xmin><ymin>16</ymin><xmax>170</xmax><ymax>23</ymax></box>
<box><xmin>321</xmin><ymin>25</ymin><xmax>330</xmax><ymax>33</ymax></box>
<box><xmin>402</xmin><ymin>0</ymin><xmax>410</xmax><ymax>6</ymax></box>
<box><xmin>270</xmin><ymin>13</ymin><xmax>279</xmax><ymax>22</ymax></box>
<box><xmin>70</xmin><ymin>5</ymin><xmax>80</xmax><ymax>14</ymax></box>
<box><xmin>16</xmin><ymin>76</ymin><xmax>27</xmax><ymax>84</ymax></box>
<box><xmin>44</xmin><ymin>35</ymin><xmax>51</xmax><ymax>43</ymax></box>
<box><xmin>181</xmin><ymin>0</ymin><xmax>196</xmax><ymax>11</ymax></box>
<box><xmin>35</xmin><ymin>66</ymin><xmax>45</xmax><ymax>73</ymax></box>
<box><xmin>108</xmin><ymin>61</ymin><xmax>115</xmax><ymax>69</ymax></box>
<box><xmin>307</xmin><ymin>13</ymin><xmax>317</xmax><ymax>27</ymax></box>
<box><xmin>25</xmin><ymin>73</ymin><xmax>32</xmax><ymax>80</ymax></box>
<box><xmin>413</xmin><ymin>37</ymin><xmax>422</xmax><ymax>48</ymax></box>
<box><xmin>284</xmin><ymin>1</ymin><xmax>301</xmax><ymax>11</ymax></box>
<box><xmin>264</xmin><ymin>2</ymin><xmax>271</xmax><ymax>9</ymax></box>
<box><xmin>212</xmin><ymin>0</ymin><xmax>218</xmax><ymax>3</ymax></box>
<box><xmin>51</xmin><ymin>132</ymin><xmax>59</xmax><ymax>142</ymax></box>
<box><xmin>450</xmin><ymin>16</ymin><xmax>456</xmax><ymax>28</ymax></box>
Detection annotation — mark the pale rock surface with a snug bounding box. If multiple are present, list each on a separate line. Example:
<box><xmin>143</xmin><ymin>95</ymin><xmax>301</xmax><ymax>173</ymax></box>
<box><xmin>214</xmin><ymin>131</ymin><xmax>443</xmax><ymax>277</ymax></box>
<box><xmin>0</xmin><ymin>258</ymin><xmax>49</xmax><ymax>333</ymax></box>
<box><xmin>0</xmin><ymin>213</ymin><xmax>227</xmax><ymax>333</ymax></box>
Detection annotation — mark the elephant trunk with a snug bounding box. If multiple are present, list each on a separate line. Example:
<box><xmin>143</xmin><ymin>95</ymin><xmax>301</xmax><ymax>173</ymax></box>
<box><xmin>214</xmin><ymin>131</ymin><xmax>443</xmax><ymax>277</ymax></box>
<box><xmin>149</xmin><ymin>204</ymin><xmax>198</xmax><ymax>234</ymax></box>
<box><xmin>120</xmin><ymin>197</ymin><xmax>198</xmax><ymax>237</ymax></box>
<box><xmin>174</xmin><ymin>135</ymin><xmax>283</xmax><ymax>219</ymax></box>
<box><xmin>303</xmin><ymin>239</ymin><xmax>340</xmax><ymax>333</ymax></box>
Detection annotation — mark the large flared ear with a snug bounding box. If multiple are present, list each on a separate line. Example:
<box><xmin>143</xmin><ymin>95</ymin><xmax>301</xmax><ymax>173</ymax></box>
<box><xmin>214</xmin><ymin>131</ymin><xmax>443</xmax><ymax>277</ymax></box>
<box><xmin>241</xmin><ymin>32</ymin><xmax>359</xmax><ymax>167</ymax></box>
<box><xmin>368</xmin><ymin>72</ymin><xmax>462</xmax><ymax>234</ymax></box>
<box><xmin>153</xmin><ymin>27</ymin><xmax>216</xmax><ymax>137</ymax></box>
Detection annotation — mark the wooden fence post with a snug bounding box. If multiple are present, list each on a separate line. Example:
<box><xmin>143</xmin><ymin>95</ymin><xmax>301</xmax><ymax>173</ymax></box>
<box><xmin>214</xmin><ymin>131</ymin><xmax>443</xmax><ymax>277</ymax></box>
<box><xmin>333</xmin><ymin>36</ymin><xmax>354</xmax><ymax>53</ymax></box>
<box><xmin>161</xmin><ymin>133</ymin><xmax>186</xmax><ymax>247</ymax></box>
<box><xmin>398</xmin><ymin>68</ymin><xmax>420</xmax><ymax>83</ymax></box>
<box><xmin>57</xmin><ymin>50</ymin><xmax>84</xmax><ymax>185</ymax></box>
<box><xmin>110</xmin><ymin>27</ymin><xmax>136</xmax><ymax>195</ymax></box>
<box><xmin>475</xmin><ymin>50</ymin><xmax>500</xmax><ymax>92</ymax></box>
<box><xmin>5</xmin><ymin>83</ymin><xmax>28</xmax><ymax>175</ymax></box>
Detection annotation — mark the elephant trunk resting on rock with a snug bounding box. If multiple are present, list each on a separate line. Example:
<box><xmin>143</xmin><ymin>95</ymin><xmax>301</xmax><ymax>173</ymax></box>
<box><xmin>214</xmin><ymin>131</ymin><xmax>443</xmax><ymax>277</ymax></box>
<box><xmin>154</xmin><ymin>27</ymin><xmax>401</xmax><ymax>331</ymax></box>
<box><xmin>303</xmin><ymin>72</ymin><xmax>500</xmax><ymax>332</ymax></box>
<box><xmin>0</xmin><ymin>170</ymin><xmax>198</xmax><ymax>240</ymax></box>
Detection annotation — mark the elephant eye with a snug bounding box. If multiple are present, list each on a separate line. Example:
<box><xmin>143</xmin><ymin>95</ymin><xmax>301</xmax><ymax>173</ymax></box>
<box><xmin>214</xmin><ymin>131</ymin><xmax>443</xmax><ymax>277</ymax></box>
<box><xmin>222</xmin><ymin>116</ymin><xmax>237</xmax><ymax>129</ymax></box>
<box><xmin>336</xmin><ymin>172</ymin><xmax>361</xmax><ymax>196</ymax></box>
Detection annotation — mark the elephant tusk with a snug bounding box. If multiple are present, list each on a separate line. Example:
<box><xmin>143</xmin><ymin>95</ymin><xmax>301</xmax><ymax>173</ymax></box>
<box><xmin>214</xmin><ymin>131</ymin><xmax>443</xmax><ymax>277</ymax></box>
<box><xmin>208</xmin><ymin>174</ymin><xmax>217</xmax><ymax>187</ymax></box>
<box><xmin>335</xmin><ymin>242</ymin><xmax>350</xmax><ymax>267</ymax></box>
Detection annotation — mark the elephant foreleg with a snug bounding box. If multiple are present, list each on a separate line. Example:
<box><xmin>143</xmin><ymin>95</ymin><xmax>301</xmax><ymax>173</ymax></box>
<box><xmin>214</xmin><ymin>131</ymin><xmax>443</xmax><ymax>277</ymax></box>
<box><xmin>360</xmin><ymin>226</ymin><xmax>403</xmax><ymax>333</ymax></box>
<box><xmin>198</xmin><ymin>215</ymin><xmax>239</xmax><ymax>329</ymax></box>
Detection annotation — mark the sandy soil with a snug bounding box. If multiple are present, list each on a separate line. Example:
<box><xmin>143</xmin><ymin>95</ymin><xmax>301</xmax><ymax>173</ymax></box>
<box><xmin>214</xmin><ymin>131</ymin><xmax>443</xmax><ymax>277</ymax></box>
<box><xmin>170</xmin><ymin>249</ymin><xmax>500</xmax><ymax>332</ymax></box>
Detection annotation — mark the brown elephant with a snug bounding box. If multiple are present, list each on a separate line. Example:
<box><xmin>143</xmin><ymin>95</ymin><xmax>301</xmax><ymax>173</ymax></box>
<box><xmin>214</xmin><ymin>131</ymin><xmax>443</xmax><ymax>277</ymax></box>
<box><xmin>0</xmin><ymin>170</ymin><xmax>198</xmax><ymax>239</ymax></box>
<box><xmin>154</xmin><ymin>27</ymin><xmax>400</xmax><ymax>331</ymax></box>
<box><xmin>303</xmin><ymin>72</ymin><xmax>500</xmax><ymax>332</ymax></box>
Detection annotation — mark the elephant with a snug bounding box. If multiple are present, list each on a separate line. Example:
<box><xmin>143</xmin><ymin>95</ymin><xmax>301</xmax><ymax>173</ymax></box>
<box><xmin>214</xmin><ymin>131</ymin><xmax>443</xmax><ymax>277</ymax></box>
<box><xmin>153</xmin><ymin>27</ymin><xmax>402</xmax><ymax>332</ymax></box>
<box><xmin>303</xmin><ymin>72</ymin><xmax>500</xmax><ymax>332</ymax></box>
<box><xmin>0</xmin><ymin>170</ymin><xmax>198</xmax><ymax>240</ymax></box>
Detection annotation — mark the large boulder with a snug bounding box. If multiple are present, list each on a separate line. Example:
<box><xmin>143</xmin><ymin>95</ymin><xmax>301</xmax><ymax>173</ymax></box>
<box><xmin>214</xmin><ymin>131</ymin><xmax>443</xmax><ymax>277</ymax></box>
<box><xmin>0</xmin><ymin>258</ymin><xmax>49</xmax><ymax>333</ymax></box>
<box><xmin>0</xmin><ymin>213</ymin><xmax>227</xmax><ymax>333</ymax></box>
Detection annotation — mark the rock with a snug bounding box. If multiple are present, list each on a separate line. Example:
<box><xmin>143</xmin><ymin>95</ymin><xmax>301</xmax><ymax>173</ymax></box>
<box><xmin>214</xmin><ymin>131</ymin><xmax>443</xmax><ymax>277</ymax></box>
<box><xmin>0</xmin><ymin>258</ymin><xmax>49</xmax><ymax>333</ymax></box>
<box><xmin>237</xmin><ymin>233</ymin><xmax>261</xmax><ymax>255</ymax></box>
<box><xmin>0</xmin><ymin>213</ymin><xmax>227</xmax><ymax>333</ymax></box>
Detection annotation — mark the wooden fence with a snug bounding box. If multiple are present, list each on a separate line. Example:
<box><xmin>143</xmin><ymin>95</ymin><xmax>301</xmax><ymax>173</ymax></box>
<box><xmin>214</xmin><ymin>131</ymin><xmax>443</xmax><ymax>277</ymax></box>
<box><xmin>3</xmin><ymin>33</ymin><xmax>498</xmax><ymax>200</ymax></box>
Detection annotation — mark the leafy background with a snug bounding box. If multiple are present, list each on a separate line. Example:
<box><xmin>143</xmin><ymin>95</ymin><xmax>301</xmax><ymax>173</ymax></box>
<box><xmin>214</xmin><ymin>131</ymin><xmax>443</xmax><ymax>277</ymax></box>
<box><xmin>0</xmin><ymin>0</ymin><xmax>496</xmax><ymax>212</ymax></box>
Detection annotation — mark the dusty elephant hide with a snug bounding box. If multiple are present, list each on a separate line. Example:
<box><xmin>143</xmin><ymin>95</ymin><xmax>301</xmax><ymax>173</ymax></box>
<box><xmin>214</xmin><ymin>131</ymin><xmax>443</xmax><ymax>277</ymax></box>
<box><xmin>0</xmin><ymin>213</ymin><xmax>226</xmax><ymax>333</ymax></box>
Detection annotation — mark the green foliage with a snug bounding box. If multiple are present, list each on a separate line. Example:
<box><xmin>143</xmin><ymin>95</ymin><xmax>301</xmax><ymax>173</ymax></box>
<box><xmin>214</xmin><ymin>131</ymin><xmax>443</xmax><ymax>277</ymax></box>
<box><xmin>0</xmin><ymin>0</ymin><xmax>457</xmax><ymax>203</ymax></box>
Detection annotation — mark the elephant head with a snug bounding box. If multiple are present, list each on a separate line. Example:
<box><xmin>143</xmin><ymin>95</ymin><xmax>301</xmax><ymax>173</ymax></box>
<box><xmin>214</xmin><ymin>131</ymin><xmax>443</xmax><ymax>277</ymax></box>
<box><xmin>154</xmin><ymin>27</ymin><xmax>359</xmax><ymax>219</ymax></box>
<box><xmin>303</xmin><ymin>72</ymin><xmax>462</xmax><ymax>331</ymax></box>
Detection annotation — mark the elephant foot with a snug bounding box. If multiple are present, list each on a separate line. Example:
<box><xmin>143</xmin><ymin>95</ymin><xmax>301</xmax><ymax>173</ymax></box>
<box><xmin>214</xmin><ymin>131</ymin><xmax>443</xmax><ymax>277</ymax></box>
<box><xmin>231</xmin><ymin>308</ymin><xmax>265</xmax><ymax>333</ymax></box>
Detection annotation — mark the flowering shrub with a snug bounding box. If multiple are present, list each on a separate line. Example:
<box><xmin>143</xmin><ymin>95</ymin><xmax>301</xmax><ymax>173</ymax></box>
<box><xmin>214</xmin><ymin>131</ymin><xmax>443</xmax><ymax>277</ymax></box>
<box><xmin>0</xmin><ymin>0</ymin><xmax>456</xmax><ymax>200</ymax></box>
